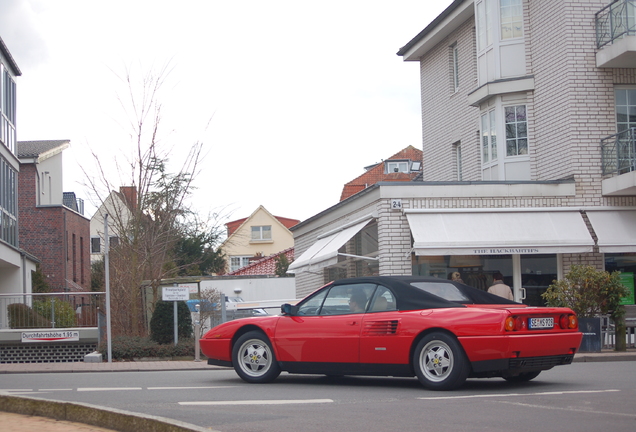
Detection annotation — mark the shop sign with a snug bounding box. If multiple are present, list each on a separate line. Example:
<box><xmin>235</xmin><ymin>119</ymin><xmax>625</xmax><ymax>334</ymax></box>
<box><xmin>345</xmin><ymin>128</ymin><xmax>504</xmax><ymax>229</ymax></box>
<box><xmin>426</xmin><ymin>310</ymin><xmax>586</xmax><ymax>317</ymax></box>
<box><xmin>472</xmin><ymin>248</ymin><xmax>540</xmax><ymax>254</ymax></box>
<box><xmin>21</xmin><ymin>331</ymin><xmax>80</xmax><ymax>343</ymax></box>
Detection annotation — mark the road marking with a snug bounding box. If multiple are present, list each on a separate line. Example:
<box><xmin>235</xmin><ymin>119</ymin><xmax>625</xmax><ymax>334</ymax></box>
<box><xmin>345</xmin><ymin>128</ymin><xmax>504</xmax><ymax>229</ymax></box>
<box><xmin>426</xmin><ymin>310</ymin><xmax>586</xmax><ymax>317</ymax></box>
<box><xmin>418</xmin><ymin>389</ymin><xmax>620</xmax><ymax>400</ymax></box>
<box><xmin>77</xmin><ymin>387</ymin><xmax>143</xmax><ymax>392</ymax></box>
<box><xmin>179</xmin><ymin>399</ymin><xmax>334</xmax><ymax>406</ymax></box>
<box><xmin>148</xmin><ymin>386</ymin><xmax>235</xmax><ymax>390</ymax></box>
<box><xmin>38</xmin><ymin>388</ymin><xmax>73</xmax><ymax>392</ymax></box>
<box><xmin>0</xmin><ymin>389</ymin><xmax>32</xmax><ymax>392</ymax></box>
<box><xmin>497</xmin><ymin>400</ymin><xmax>635</xmax><ymax>417</ymax></box>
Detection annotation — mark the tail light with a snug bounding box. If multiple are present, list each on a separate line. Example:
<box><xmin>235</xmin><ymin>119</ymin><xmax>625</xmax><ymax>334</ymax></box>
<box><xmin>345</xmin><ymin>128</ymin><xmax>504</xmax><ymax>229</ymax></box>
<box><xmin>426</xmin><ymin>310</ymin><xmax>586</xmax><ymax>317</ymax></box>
<box><xmin>504</xmin><ymin>316</ymin><xmax>527</xmax><ymax>331</ymax></box>
<box><xmin>559</xmin><ymin>314</ymin><xmax>578</xmax><ymax>329</ymax></box>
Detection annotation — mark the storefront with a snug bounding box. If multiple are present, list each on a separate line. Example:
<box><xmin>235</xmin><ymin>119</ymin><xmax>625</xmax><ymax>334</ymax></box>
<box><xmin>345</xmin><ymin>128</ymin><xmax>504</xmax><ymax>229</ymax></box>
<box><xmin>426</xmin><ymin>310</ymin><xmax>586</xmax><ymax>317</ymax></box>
<box><xmin>290</xmin><ymin>182</ymin><xmax>636</xmax><ymax>302</ymax></box>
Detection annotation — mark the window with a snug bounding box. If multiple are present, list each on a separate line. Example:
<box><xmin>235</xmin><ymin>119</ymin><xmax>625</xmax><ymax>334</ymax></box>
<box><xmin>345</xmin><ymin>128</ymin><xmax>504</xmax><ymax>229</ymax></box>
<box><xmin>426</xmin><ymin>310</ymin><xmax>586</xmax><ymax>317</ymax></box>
<box><xmin>297</xmin><ymin>289</ymin><xmax>328</xmax><ymax>316</ymax></box>
<box><xmin>251</xmin><ymin>225</ymin><xmax>272</xmax><ymax>241</ymax></box>
<box><xmin>476</xmin><ymin>0</ymin><xmax>493</xmax><ymax>51</ymax></box>
<box><xmin>369</xmin><ymin>286</ymin><xmax>397</xmax><ymax>312</ymax></box>
<box><xmin>1</xmin><ymin>66</ymin><xmax>17</xmax><ymax>153</ymax></box>
<box><xmin>385</xmin><ymin>161</ymin><xmax>410</xmax><ymax>173</ymax></box>
<box><xmin>109</xmin><ymin>236</ymin><xmax>120</xmax><ymax>248</ymax></box>
<box><xmin>320</xmin><ymin>283</ymin><xmax>377</xmax><ymax>315</ymax></box>
<box><xmin>0</xmin><ymin>156</ymin><xmax>17</xmax><ymax>246</ymax></box>
<box><xmin>505</xmin><ymin>105</ymin><xmax>528</xmax><ymax>156</ymax></box>
<box><xmin>230</xmin><ymin>256</ymin><xmax>251</xmax><ymax>272</ymax></box>
<box><xmin>453</xmin><ymin>141</ymin><xmax>463</xmax><ymax>181</ymax></box>
<box><xmin>91</xmin><ymin>237</ymin><xmax>101</xmax><ymax>254</ymax></box>
<box><xmin>481</xmin><ymin>110</ymin><xmax>497</xmax><ymax>163</ymax></box>
<box><xmin>450</xmin><ymin>43</ymin><xmax>459</xmax><ymax>92</ymax></box>
<box><xmin>500</xmin><ymin>0</ymin><xmax>523</xmax><ymax>40</ymax></box>
<box><xmin>615</xmin><ymin>88</ymin><xmax>636</xmax><ymax>133</ymax></box>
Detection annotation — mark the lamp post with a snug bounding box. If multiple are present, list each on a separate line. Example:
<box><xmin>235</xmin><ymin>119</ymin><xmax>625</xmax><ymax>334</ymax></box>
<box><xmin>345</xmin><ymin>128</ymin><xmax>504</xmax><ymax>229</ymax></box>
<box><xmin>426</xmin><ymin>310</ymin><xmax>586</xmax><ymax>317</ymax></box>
<box><xmin>104</xmin><ymin>214</ymin><xmax>112</xmax><ymax>363</ymax></box>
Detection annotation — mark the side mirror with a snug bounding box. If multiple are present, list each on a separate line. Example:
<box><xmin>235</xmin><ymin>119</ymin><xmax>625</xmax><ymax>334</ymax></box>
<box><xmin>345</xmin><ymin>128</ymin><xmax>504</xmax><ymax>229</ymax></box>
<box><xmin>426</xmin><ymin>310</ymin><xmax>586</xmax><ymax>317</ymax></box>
<box><xmin>281</xmin><ymin>303</ymin><xmax>297</xmax><ymax>315</ymax></box>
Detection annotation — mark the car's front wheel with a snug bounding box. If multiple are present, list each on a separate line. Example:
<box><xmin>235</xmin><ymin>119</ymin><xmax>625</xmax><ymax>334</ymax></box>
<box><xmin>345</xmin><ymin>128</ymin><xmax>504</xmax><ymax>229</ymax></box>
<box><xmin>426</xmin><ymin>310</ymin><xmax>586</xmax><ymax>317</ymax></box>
<box><xmin>413</xmin><ymin>332</ymin><xmax>470</xmax><ymax>391</ymax></box>
<box><xmin>232</xmin><ymin>331</ymin><xmax>281</xmax><ymax>383</ymax></box>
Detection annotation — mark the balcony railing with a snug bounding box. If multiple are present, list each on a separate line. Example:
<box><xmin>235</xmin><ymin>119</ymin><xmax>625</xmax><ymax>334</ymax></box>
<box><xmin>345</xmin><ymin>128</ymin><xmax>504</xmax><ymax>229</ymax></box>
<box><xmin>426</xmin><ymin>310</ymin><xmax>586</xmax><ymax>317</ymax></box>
<box><xmin>0</xmin><ymin>292</ymin><xmax>104</xmax><ymax>330</ymax></box>
<box><xmin>596</xmin><ymin>0</ymin><xmax>636</xmax><ymax>49</ymax></box>
<box><xmin>601</xmin><ymin>127</ymin><xmax>636</xmax><ymax>176</ymax></box>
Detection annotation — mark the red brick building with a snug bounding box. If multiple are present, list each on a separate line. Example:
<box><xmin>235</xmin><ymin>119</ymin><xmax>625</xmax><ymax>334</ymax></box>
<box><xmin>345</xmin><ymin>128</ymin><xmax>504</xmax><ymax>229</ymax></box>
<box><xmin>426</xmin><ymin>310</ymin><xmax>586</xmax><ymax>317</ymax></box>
<box><xmin>17</xmin><ymin>140</ymin><xmax>90</xmax><ymax>292</ymax></box>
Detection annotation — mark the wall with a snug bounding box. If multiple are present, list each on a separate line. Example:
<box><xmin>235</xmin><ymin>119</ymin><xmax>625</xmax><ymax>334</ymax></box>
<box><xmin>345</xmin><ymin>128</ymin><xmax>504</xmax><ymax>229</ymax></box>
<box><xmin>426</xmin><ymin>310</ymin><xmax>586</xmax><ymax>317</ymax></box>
<box><xmin>419</xmin><ymin>16</ymin><xmax>480</xmax><ymax>182</ymax></box>
<box><xmin>18</xmin><ymin>164</ymin><xmax>90</xmax><ymax>291</ymax></box>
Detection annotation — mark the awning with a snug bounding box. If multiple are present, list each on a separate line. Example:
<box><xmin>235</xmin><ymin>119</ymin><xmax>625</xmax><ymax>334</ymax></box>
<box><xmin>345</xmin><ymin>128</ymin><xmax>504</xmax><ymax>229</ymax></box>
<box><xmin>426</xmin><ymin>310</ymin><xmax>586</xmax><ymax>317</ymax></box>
<box><xmin>288</xmin><ymin>218</ymin><xmax>374</xmax><ymax>274</ymax></box>
<box><xmin>405</xmin><ymin>209</ymin><xmax>595</xmax><ymax>256</ymax></box>
<box><xmin>586</xmin><ymin>210</ymin><xmax>636</xmax><ymax>253</ymax></box>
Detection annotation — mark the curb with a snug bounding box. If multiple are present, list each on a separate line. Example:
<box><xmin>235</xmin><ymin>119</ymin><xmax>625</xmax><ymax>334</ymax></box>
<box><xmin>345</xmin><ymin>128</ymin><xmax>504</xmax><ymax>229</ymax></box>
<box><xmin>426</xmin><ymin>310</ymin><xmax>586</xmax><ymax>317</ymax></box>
<box><xmin>0</xmin><ymin>394</ymin><xmax>217</xmax><ymax>432</ymax></box>
<box><xmin>573</xmin><ymin>352</ymin><xmax>636</xmax><ymax>362</ymax></box>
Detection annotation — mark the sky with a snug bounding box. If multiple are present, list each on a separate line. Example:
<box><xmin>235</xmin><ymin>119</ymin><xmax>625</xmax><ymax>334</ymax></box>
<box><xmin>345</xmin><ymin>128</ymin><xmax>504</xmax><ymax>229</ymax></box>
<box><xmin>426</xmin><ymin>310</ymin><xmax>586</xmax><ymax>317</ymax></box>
<box><xmin>1</xmin><ymin>0</ymin><xmax>453</xmax><ymax>226</ymax></box>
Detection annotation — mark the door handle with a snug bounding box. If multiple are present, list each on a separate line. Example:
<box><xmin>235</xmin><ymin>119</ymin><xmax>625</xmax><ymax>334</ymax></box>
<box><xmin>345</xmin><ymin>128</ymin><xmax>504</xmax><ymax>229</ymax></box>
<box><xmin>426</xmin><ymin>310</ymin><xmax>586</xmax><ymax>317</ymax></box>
<box><xmin>347</xmin><ymin>321</ymin><xmax>358</xmax><ymax>326</ymax></box>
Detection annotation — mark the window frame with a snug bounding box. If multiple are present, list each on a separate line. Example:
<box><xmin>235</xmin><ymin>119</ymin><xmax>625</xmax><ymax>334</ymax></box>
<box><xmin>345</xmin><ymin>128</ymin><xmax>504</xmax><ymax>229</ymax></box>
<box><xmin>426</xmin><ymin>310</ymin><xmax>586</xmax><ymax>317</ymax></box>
<box><xmin>500</xmin><ymin>0</ymin><xmax>524</xmax><ymax>41</ymax></box>
<box><xmin>481</xmin><ymin>109</ymin><xmax>497</xmax><ymax>164</ymax></box>
<box><xmin>251</xmin><ymin>225</ymin><xmax>272</xmax><ymax>241</ymax></box>
<box><xmin>504</xmin><ymin>104</ymin><xmax>528</xmax><ymax>157</ymax></box>
<box><xmin>91</xmin><ymin>236</ymin><xmax>101</xmax><ymax>254</ymax></box>
<box><xmin>385</xmin><ymin>160</ymin><xmax>410</xmax><ymax>173</ymax></box>
<box><xmin>451</xmin><ymin>43</ymin><xmax>459</xmax><ymax>92</ymax></box>
<box><xmin>230</xmin><ymin>255</ymin><xmax>252</xmax><ymax>272</ymax></box>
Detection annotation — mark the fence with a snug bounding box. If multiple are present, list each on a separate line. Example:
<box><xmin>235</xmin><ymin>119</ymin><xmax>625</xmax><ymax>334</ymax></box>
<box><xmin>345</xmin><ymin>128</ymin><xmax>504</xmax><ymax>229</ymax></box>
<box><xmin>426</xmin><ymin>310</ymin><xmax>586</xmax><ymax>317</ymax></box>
<box><xmin>0</xmin><ymin>292</ymin><xmax>104</xmax><ymax>330</ymax></box>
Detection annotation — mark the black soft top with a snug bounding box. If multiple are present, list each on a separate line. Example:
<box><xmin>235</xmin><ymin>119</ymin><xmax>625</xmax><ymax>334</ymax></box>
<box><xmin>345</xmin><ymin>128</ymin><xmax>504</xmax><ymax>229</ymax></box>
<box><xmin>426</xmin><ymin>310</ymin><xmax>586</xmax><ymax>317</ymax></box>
<box><xmin>331</xmin><ymin>275</ymin><xmax>519</xmax><ymax>312</ymax></box>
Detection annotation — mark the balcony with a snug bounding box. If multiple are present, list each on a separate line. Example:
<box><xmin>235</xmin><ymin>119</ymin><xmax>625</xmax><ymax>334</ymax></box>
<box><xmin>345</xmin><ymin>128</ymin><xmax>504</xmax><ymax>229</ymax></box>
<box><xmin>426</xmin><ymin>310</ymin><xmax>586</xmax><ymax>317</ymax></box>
<box><xmin>596</xmin><ymin>0</ymin><xmax>636</xmax><ymax>68</ymax></box>
<box><xmin>600</xmin><ymin>128</ymin><xmax>636</xmax><ymax>195</ymax></box>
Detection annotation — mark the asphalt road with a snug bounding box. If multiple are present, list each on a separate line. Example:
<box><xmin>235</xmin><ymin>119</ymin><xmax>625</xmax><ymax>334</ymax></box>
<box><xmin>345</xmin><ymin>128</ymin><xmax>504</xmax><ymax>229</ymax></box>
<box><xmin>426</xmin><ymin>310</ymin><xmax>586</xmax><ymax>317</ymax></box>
<box><xmin>2</xmin><ymin>362</ymin><xmax>635</xmax><ymax>432</ymax></box>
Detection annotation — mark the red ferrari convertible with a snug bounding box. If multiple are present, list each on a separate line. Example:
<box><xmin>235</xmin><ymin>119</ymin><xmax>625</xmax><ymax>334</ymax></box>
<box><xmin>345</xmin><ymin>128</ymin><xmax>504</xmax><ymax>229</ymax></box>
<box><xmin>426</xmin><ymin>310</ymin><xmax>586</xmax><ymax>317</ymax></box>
<box><xmin>200</xmin><ymin>276</ymin><xmax>582</xmax><ymax>390</ymax></box>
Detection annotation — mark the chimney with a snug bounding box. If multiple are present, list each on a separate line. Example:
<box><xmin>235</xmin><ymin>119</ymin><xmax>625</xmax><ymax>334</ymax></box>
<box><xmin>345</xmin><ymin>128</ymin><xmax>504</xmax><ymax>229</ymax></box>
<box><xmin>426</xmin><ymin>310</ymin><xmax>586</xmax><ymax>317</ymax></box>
<box><xmin>119</xmin><ymin>186</ymin><xmax>138</xmax><ymax>211</ymax></box>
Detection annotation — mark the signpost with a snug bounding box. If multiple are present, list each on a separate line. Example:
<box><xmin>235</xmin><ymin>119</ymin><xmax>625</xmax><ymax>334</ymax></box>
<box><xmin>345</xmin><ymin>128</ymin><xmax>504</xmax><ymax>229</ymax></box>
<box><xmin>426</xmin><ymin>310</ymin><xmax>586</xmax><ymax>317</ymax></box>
<box><xmin>162</xmin><ymin>286</ymin><xmax>189</xmax><ymax>346</ymax></box>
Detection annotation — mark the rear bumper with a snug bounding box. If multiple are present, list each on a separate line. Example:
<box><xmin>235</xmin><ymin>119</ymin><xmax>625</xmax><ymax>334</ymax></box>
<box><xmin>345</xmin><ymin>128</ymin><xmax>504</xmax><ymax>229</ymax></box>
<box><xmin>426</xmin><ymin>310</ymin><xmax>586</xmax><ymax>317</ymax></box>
<box><xmin>471</xmin><ymin>354</ymin><xmax>574</xmax><ymax>374</ymax></box>
<box><xmin>459</xmin><ymin>331</ymin><xmax>582</xmax><ymax>374</ymax></box>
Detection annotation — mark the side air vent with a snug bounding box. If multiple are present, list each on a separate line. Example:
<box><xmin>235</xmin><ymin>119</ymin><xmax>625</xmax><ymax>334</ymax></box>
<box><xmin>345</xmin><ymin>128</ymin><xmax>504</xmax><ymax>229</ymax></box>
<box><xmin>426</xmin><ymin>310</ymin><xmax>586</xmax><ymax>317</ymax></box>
<box><xmin>364</xmin><ymin>320</ymin><xmax>399</xmax><ymax>335</ymax></box>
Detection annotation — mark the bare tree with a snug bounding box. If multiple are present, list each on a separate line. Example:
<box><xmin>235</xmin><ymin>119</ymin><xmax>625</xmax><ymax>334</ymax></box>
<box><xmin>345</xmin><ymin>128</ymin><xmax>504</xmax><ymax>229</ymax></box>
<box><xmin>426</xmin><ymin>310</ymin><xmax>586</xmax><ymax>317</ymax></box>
<box><xmin>84</xmin><ymin>65</ymin><xmax>219</xmax><ymax>337</ymax></box>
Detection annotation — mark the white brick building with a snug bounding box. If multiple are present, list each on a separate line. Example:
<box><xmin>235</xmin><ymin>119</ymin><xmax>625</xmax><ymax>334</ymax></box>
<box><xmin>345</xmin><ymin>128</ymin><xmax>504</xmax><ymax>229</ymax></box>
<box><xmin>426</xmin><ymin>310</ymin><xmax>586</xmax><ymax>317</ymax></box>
<box><xmin>290</xmin><ymin>0</ymin><xmax>636</xmax><ymax>305</ymax></box>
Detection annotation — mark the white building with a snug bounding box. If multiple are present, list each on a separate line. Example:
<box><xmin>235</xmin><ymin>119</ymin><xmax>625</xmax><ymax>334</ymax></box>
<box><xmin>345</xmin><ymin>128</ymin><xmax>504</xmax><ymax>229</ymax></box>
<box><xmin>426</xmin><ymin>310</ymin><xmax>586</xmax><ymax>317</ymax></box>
<box><xmin>290</xmin><ymin>0</ymin><xmax>636</xmax><ymax>306</ymax></box>
<box><xmin>0</xmin><ymin>37</ymin><xmax>37</xmax><ymax>300</ymax></box>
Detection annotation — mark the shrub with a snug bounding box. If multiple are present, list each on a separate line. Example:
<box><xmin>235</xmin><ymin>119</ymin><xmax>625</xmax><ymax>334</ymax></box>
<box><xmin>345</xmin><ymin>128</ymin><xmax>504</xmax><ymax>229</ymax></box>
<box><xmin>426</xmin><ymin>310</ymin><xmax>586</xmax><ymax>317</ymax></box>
<box><xmin>542</xmin><ymin>265</ymin><xmax>627</xmax><ymax>318</ymax></box>
<box><xmin>33</xmin><ymin>298</ymin><xmax>77</xmax><ymax>328</ymax></box>
<box><xmin>7</xmin><ymin>303</ymin><xmax>51</xmax><ymax>328</ymax></box>
<box><xmin>99</xmin><ymin>336</ymin><xmax>195</xmax><ymax>360</ymax></box>
<box><xmin>149</xmin><ymin>300</ymin><xmax>193</xmax><ymax>344</ymax></box>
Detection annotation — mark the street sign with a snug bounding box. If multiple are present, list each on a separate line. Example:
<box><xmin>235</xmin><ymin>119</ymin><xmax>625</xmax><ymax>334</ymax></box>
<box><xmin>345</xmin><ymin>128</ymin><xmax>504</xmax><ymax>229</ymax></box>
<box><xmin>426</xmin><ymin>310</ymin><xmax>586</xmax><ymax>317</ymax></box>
<box><xmin>162</xmin><ymin>287</ymin><xmax>189</xmax><ymax>301</ymax></box>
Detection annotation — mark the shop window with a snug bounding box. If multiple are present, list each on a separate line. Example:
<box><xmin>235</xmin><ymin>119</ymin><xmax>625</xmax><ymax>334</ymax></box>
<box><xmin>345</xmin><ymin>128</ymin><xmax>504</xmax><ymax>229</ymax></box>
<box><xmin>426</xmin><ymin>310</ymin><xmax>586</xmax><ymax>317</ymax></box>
<box><xmin>520</xmin><ymin>254</ymin><xmax>557</xmax><ymax>306</ymax></box>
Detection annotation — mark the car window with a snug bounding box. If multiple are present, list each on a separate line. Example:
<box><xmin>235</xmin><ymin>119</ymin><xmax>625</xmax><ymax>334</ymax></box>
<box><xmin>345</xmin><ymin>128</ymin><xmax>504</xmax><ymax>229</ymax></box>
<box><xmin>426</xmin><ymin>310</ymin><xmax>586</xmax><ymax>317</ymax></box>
<box><xmin>410</xmin><ymin>281</ymin><xmax>471</xmax><ymax>302</ymax></box>
<box><xmin>296</xmin><ymin>289</ymin><xmax>328</xmax><ymax>316</ymax></box>
<box><xmin>320</xmin><ymin>283</ymin><xmax>377</xmax><ymax>315</ymax></box>
<box><xmin>368</xmin><ymin>286</ymin><xmax>397</xmax><ymax>312</ymax></box>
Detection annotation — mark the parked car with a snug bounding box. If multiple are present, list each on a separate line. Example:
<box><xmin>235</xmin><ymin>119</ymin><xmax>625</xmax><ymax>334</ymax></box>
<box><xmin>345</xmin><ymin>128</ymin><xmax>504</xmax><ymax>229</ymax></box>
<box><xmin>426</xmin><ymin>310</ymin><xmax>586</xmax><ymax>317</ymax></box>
<box><xmin>225</xmin><ymin>296</ymin><xmax>268</xmax><ymax>316</ymax></box>
<box><xmin>200</xmin><ymin>276</ymin><xmax>582</xmax><ymax>390</ymax></box>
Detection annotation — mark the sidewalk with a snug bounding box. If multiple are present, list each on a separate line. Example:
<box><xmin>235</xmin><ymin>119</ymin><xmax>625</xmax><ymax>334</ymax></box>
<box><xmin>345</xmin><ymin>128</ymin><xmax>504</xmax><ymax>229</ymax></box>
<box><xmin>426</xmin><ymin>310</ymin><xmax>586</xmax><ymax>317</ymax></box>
<box><xmin>1</xmin><ymin>351</ymin><xmax>634</xmax><ymax>432</ymax></box>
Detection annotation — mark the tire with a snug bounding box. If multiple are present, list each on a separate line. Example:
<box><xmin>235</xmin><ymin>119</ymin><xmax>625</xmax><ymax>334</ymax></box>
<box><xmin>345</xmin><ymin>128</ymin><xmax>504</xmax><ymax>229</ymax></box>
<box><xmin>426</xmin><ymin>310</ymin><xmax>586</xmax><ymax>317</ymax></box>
<box><xmin>503</xmin><ymin>371</ymin><xmax>541</xmax><ymax>383</ymax></box>
<box><xmin>413</xmin><ymin>332</ymin><xmax>470</xmax><ymax>391</ymax></box>
<box><xmin>232</xmin><ymin>331</ymin><xmax>281</xmax><ymax>383</ymax></box>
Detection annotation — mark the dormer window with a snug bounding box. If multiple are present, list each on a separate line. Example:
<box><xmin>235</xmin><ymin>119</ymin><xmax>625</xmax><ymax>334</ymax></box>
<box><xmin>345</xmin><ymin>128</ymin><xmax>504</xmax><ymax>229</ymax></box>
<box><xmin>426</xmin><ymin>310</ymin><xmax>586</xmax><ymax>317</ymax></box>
<box><xmin>385</xmin><ymin>160</ymin><xmax>409</xmax><ymax>173</ymax></box>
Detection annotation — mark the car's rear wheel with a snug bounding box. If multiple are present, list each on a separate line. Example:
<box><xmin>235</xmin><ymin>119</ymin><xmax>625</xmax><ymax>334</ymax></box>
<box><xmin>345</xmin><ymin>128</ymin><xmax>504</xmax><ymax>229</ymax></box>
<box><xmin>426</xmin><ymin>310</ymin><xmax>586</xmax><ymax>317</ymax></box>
<box><xmin>503</xmin><ymin>371</ymin><xmax>541</xmax><ymax>382</ymax></box>
<box><xmin>413</xmin><ymin>332</ymin><xmax>470</xmax><ymax>391</ymax></box>
<box><xmin>232</xmin><ymin>331</ymin><xmax>281</xmax><ymax>383</ymax></box>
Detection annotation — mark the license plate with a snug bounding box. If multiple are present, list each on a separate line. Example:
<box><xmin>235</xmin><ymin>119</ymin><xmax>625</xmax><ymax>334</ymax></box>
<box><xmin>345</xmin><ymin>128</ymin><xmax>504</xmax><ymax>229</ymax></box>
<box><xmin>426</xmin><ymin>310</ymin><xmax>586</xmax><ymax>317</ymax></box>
<box><xmin>529</xmin><ymin>317</ymin><xmax>554</xmax><ymax>329</ymax></box>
